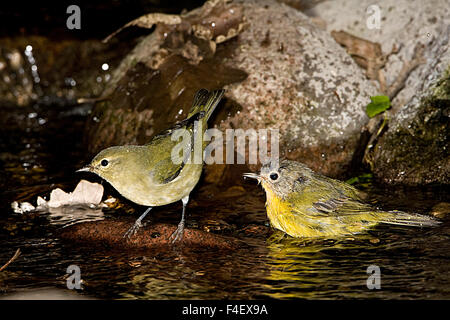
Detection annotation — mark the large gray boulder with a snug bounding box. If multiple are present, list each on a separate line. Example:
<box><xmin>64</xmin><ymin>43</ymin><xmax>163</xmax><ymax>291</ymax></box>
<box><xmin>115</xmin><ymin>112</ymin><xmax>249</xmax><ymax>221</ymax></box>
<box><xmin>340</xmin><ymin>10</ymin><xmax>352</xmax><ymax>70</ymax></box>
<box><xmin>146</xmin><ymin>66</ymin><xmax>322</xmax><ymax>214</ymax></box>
<box><xmin>84</xmin><ymin>0</ymin><xmax>377</xmax><ymax>182</ymax></box>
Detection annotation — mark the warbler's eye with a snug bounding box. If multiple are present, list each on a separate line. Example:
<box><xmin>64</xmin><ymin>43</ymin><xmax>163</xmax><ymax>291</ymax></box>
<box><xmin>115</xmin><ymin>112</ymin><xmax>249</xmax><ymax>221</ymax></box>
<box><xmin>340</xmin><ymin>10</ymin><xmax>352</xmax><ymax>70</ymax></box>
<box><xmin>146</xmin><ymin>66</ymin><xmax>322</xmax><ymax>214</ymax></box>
<box><xmin>269</xmin><ymin>172</ymin><xmax>279</xmax><ymax>181</ymax></box>
<box><xmin>101</xmin><ymin>159</ymin><xmax>109</xmax><ymax>167</ymax></box>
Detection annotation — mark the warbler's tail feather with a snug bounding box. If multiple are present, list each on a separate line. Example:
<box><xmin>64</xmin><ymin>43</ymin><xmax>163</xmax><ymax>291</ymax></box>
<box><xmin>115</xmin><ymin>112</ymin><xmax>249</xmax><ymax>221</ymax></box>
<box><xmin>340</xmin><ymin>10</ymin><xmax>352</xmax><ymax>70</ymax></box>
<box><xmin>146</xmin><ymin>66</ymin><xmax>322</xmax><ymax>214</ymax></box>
<box><xmin>188</xmin><ymin>89</ymin><xmax>225</xmax><ymax>122</ymax></box>
<box><xmin>380</xmin><ymin>211</ymin><xmax>440</xmax><ymax>227</ymax></box>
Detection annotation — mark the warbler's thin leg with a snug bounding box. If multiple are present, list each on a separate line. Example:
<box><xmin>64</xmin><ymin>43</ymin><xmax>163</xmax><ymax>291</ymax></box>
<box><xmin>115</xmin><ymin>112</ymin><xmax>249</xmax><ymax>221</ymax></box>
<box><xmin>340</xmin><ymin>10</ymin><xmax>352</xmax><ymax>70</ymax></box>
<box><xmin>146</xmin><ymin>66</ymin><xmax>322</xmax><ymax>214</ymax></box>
<box><xmin>123</xmin><ymin>207</ymin><xmax>152</xmax><ymax>239</ymax></box>
<box><xmin>169</xmin><ymin>195</ymin><xmax>189</xmax><ymax>243</ymax></box>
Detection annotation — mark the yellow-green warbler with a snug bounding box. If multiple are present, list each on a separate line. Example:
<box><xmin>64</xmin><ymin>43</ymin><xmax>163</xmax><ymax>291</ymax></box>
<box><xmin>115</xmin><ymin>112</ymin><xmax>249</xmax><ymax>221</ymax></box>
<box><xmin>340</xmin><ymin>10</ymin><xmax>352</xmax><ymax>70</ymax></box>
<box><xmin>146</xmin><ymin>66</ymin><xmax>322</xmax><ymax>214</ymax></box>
<box><xmin>78</xmin><ymin>89</ymin><xmax>225</xmax><ymax>242</ymax></box>
<box><xmin>244</xmin><ymin>160</ymin><xmax>440</xmax><ymax>238</ymax></box>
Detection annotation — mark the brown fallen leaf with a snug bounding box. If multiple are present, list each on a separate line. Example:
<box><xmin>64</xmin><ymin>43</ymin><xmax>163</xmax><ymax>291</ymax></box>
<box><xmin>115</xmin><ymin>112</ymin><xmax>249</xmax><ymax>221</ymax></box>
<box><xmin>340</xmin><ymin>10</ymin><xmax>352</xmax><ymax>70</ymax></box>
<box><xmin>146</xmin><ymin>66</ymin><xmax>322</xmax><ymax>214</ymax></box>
<box><xmin>103</xmin><ymin>13</ymin><xmax>181</xmax><ymax>43</ymax></box>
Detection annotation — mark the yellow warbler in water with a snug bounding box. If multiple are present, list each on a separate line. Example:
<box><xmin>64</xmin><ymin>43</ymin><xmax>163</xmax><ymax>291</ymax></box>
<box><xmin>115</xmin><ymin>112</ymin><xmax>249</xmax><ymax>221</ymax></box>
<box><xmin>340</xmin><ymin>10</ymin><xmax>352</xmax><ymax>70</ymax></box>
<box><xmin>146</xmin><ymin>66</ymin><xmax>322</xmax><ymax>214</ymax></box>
<box><xmin>244</xmin><ymin>160</ymin><xmax>440</xmax><ymax>238</ymax></box>
<box><xmin>78</xmin><ymin>89</ymin><xmax>225</xmax><ymax>242</ymax></box>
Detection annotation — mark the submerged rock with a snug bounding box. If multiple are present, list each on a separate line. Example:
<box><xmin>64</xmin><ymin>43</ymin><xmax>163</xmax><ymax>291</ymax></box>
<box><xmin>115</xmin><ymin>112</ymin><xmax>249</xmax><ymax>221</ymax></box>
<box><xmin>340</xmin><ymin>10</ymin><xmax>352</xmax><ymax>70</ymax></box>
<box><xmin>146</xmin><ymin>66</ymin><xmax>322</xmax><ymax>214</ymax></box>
<box><xmin>58</xmin><ymin>220</ymin><xmax>242</xmax><ymax>251</ymax></box>
<box><xmin>84</xmin><ymin>0</ymin><xmax>377</xmax><ymax>181</ymax></box>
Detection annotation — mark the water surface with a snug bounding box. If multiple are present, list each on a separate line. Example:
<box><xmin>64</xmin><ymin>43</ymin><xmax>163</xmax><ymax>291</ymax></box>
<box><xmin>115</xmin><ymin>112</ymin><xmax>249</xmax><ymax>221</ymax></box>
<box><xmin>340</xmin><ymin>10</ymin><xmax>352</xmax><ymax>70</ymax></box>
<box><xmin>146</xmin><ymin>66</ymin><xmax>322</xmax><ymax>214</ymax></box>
<box><xmin>0</xmin><ymin>104</ymin><xmax>449</xmax><ymax>299</ymax></box>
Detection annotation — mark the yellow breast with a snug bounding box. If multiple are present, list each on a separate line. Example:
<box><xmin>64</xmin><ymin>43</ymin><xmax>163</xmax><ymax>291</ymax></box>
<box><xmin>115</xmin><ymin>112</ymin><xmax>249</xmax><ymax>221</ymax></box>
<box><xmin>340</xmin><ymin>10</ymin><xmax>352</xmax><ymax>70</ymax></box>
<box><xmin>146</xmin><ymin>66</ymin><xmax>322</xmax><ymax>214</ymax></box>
<box><xmin>262</xmin><ymin>183</ymin><xmax>360</xmax><ymax>238</ymax></box>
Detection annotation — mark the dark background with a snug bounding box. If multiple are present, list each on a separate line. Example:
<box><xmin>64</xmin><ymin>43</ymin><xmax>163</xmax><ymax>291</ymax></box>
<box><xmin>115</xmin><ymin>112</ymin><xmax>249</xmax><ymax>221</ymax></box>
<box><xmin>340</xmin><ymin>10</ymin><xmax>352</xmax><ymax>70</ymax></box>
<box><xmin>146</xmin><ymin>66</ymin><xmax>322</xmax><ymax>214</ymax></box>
<box><xmin>0</xmin><ymin>0</ymin><xmax>205</xmax><ymax>39</ymax></box>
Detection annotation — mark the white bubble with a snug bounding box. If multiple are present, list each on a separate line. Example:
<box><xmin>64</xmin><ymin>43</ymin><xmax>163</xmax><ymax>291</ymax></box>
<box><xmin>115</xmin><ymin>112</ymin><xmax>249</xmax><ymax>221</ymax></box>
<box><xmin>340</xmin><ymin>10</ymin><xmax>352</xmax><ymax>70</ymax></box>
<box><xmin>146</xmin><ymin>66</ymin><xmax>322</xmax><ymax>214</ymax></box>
<box><xmin>26</xmin><ymin>45</ymin><xmax>33</xmax><ymax>52</ymax></box>
<box><xmin>101</xmin><ymin>63</ymin><xmax>109</xmax><ymax>71</ymax></box>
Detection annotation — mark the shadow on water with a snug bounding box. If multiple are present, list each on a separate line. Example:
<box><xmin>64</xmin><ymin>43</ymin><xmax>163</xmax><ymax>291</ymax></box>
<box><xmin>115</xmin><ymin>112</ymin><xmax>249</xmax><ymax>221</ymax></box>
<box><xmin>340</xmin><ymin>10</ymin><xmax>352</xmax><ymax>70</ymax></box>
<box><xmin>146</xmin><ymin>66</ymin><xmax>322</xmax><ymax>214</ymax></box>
<box><xmin>0</xmin><ymin>103</ymin><xmax>449</xmax><ymax>299</ymax></box>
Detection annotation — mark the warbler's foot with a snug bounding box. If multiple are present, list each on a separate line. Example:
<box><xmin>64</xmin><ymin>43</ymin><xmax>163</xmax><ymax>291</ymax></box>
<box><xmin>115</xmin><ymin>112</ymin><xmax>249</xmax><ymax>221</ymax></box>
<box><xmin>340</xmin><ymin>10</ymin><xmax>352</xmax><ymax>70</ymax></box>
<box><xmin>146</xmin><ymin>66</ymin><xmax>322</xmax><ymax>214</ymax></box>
<box><xmin>123</xmin><ymin>220</ymin><xmax>143</xmax><ymax>239</ymax></box>
<box><xmin>169</xmin><ymin>221</ymin><xmax>185</xmax><ymax>243</ymax></box>
<box><xmin>123</xmin><ymin>207</ymin><xmax>152</xmax><ymax>239</ymax></box>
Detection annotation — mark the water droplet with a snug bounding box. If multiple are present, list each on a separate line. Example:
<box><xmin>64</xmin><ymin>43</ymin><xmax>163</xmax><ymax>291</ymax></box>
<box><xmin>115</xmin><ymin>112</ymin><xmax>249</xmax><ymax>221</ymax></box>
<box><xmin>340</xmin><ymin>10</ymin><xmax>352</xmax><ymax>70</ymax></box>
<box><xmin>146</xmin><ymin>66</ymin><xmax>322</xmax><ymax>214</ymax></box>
<box><xmin>96</xmin><ymin>76</ymin><xmax>102</xmax><ymax>83</ymax></box>
<box><xmin>28</xmin><ymin>112</ymin><xmax>37</xmax><ymax>119</ymax></box>
<box><xmin>101</xmin><ymin>63</ymin><xmax>109</xmax><ymax>71</ymax></box>
<box><xmin>178</xmin><ymin>109</ymin><xmax>183</xmax><ymax>115</ymax></box>
<box><xmin>26</xmin><ymin>45</ymin><xmax>33</xmax><ymax>52</ymax></box>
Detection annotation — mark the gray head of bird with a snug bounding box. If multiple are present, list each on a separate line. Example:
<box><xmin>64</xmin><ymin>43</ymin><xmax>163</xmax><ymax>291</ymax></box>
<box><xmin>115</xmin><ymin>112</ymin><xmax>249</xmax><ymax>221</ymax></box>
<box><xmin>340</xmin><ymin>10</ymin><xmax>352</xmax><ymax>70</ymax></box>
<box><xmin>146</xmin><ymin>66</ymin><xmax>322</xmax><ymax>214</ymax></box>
<box><xmin>243</xmin><ymin>159</ymin><xmax>314</xmax><ymax>199</ymax></box>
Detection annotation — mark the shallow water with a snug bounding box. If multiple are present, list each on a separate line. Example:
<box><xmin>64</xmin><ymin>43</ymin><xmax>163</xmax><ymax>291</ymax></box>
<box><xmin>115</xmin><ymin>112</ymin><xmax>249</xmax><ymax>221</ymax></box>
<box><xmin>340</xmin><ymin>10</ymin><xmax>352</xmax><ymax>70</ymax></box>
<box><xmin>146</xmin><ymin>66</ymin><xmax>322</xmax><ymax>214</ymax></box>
<box><xmin>0</xmin><ymin>104</ymin><xmax>449</xmax><ymax>299</ymax></box>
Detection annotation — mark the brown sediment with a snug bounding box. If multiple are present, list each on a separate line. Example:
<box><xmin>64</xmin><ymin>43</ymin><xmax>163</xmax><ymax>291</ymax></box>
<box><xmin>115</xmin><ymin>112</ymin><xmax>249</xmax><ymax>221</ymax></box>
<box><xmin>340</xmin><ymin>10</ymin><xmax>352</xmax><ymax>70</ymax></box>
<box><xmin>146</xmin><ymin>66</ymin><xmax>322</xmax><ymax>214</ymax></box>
<box><xmin>58</xmin><ymin>219</ymin><xmax>242</xmax><ymax>251</ymax></box>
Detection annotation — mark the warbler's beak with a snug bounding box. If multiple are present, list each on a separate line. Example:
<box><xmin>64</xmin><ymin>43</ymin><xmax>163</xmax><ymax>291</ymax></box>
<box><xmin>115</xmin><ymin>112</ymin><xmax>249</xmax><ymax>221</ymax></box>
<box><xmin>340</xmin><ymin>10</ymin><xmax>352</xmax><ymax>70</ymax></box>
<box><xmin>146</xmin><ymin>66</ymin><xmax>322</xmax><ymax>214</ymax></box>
<box><xmin>243</xmin><ymin>173</ymin><xmax>260</xmax><ymax>181</ymax></box>
<box><xmin>76</xmin><ymin>165</ymin><xmax>92</xmax><ymax>173</ymax></box>
<box><xmin>243</xmin><ymin>173</ymin><xmax>259</xmax><ymax>179</ymax></box>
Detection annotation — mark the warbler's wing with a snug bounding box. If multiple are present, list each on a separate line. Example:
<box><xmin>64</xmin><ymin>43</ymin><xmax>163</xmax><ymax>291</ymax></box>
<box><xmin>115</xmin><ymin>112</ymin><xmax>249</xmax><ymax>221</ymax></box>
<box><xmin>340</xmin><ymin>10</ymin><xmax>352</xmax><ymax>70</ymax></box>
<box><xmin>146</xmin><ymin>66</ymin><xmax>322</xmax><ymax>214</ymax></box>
<box><xmin>290</xmin><ymin>186</ymin><xmax>439</xmax><ymax>227</ymax></box>
<box><xmin>145</xmin><ymin>89</ymin><xmax>225</xmax><ymax>184</ymax></box>
<box><xmin>146</xmin><ymin>122</ymin><xmax>194</xmax><ymax>185</ymax></box>
<box><xmin>287</xmin><ymin>174</ymin><xmax>369</xmax><ymax>217</ymax></box>
<box><xmin>145</xmin><ymin>89</ymin><xmax>224</xmax><ymax>185</ymax></box>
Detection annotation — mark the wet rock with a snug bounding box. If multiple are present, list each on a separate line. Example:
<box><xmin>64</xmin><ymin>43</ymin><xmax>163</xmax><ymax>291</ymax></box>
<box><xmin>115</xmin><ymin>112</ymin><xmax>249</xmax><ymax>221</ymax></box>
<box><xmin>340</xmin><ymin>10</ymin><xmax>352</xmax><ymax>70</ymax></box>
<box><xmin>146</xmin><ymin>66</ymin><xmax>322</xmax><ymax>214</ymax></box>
<box><xmin>371</xmin><ymin>65</ymin><xmax>449</xmax><ymax>185</ymax></box>
<box><xmin>84</xmin><ymin>0</ymin><xmax>248</xmax><ymax>155</ymax></box>
<box><xmin>84</xmin><ymin>0</ymin><xmax>377</xmax><ymax>179</ymax></box>
<box><xmin>58</xmin><ymin>219</ymin><xmax>242</xmax><ymax>251</ymax></box>
<box><xmin>84</xmin><ymin>56</ymin><xmax>246</xmax><ymax>154</ymax></box>
<box><xmin>307</xmin><ymin>0</ymin><xmax>450</xmax><ymax>185</ymax></box>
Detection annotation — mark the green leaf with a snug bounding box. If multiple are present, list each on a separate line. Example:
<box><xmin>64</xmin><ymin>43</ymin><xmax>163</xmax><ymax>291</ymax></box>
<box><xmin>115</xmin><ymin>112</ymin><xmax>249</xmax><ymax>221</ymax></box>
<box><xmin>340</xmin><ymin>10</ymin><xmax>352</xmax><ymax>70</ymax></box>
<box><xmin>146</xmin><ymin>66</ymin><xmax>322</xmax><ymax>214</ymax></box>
<box><xmin>366</xmin><ymin>95</ymin><xmax>391</xmax><ymax>118</ymax></box>
<box><xmin>346</xmin><ymin>173</ymin><xmax>373</xmax><ymax>185</ymax></box>
<box><xmin>345</xmin><ymin>177</ymin><xmax>359</xmax><ymax>185</ymax></box>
